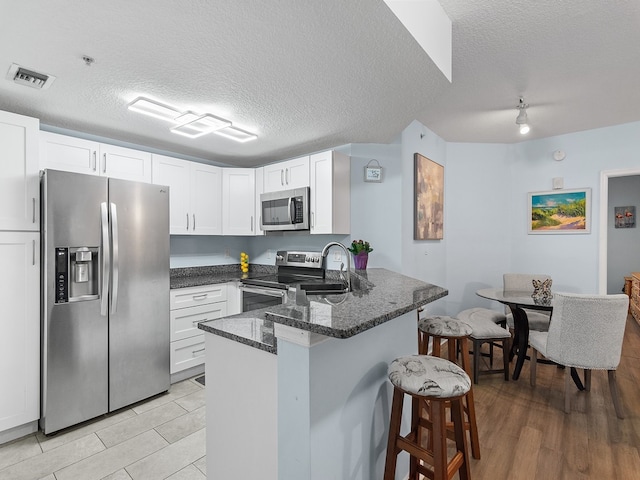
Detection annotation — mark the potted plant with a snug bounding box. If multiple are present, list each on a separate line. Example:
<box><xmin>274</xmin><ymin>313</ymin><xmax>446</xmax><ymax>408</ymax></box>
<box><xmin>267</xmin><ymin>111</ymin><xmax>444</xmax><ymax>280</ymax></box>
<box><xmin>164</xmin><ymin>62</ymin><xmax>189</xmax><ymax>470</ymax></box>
<box><xmin>347</xmin><ymin>239</ymin><xmax>373</xmax><ymax>270</ymax></box>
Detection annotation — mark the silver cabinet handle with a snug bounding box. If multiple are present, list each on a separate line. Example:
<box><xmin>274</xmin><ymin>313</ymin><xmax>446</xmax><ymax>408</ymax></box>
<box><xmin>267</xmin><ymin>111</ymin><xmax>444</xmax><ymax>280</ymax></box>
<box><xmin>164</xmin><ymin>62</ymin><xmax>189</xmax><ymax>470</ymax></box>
<box><xmin>192</xmin><ymin>319</ymin><xmax>209</xmax><ymax>325</ymax></box>
<box><xmin>285</xmin><ymin>168</ymin><xmax>289</xmax><ymax>185</ymax></box>
<box><xmin>251</xmin><ymin>215</ymin><xmax>254</xmax><ymax>232</ymax></box>
<box><xmin>110</xmin><ymin>202</ymin><xmax>119</xmax><ymax>314</ymax></box>
<box><xmin>32</xmin><ymin>197</ymin><xmax>36</xmax><ymax>223</ymax></box>
<box><xmin>32</xmin><ymin>239</ymin><xmax>35</xmax><ymax>265</ymax></box>
<box><xmin>192</xmin><ymin>294</ymin><xmax>208</xmax><ymax>300</ymax></box>
<box><xmin>193</xmin><ymin>214</ymin><xmax>196</xmax><ymax>231</ymax></box>
<box><xmin>186</xmin><ymin>213</ymin><xmax>190</xmax><ymax>231</ymax></box>
<box><xmin>192</xmin><ymin>348</ymin><xmax>205</xmax><ymax>356</ymax></box>
<box><xmin>103</xmin><ymin>153</ymin><xmax>107</xmax><ymax>173</ymax></box>
<box><xmin>311</xmin><ymin>211</ymin><xmax>314</xmax><ymax>228</ymax></box>
<box><xmin>100</xmin><ymin>202</ymin><xmax>110</xmax><ymax>316</ymax></box>
<box><xmin>92</xmin><ymin>151</ymin><xmax>97</xmax><ymax>171</ymax></box>
<box><xmin>280</xmin><ymin>169</ymin><xmax>284</xmax><ymax>186</ymax></box>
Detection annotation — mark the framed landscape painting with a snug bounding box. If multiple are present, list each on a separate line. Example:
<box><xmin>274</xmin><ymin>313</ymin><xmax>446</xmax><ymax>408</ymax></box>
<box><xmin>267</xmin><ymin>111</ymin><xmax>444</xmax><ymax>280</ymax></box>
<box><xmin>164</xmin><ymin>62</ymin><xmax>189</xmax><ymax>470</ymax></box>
<box><xmin>414</xmin><ymin>153</ymin><xmax>444</xmax><ymax>240</ymax></box>
<box><xmin>528</xmin><ymin>188</ymin><xmax>591</xmax><ymax>234</ymax></box>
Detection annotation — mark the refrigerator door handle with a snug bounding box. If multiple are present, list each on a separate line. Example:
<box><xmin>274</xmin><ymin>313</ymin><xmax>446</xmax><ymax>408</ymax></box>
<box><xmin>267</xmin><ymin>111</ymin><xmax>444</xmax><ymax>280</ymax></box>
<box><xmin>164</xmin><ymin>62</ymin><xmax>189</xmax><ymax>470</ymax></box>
<box><xmin>110</xmin><ymin>202</ymin><xmax>119</xmax><ymax>314</ymax></box>
<box><xmin>100</xmin><ymin>202</ymin><xmax>110</xmax><ymax>316</ymax></box>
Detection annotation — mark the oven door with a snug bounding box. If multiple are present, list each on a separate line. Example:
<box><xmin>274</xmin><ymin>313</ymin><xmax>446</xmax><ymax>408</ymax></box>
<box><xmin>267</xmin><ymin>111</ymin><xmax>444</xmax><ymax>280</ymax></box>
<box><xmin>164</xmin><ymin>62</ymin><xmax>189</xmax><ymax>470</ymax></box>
<box><xmin>239</xmin><ymin>285</ymin><xmax>286</xmax><ymax>312</ymax></box>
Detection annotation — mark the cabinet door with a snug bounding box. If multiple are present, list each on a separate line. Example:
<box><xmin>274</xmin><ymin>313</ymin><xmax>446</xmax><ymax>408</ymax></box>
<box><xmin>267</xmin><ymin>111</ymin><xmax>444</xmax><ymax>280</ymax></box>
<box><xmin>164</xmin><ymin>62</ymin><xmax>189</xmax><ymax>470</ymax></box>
<box><xmin>254</xmin><ymin>167</ymin><xmax>265</xmax><ymax>236</ymax></box>
<box><xmin>0</xmin><ymin>232</ymin><xmax>39</xmax><ymax>431</ymax></box>
<box><xmin>263</xmin><ymin>156</ymin><xmax>309</xmax><ymax>193</ymax></box>
<box><xmin>152</xmin><ymin>155</ymin><xmax>191</xmax><ymax>234</ymax></box>
<box><xmin>40</xmin><ymin>131</ymin><xmax>100</xmax><ymax>176</ymax></box>
<box><xmin>0</xmin><ymin>111</ymin><xmax>39</xmax><ymax>231</ymax></box>
<box><xmin>310</xmin><ymin>150</ymin><xmax>350</xmax><ymax>235</ymax></box>
<box><xmin>263</xmin><ymin>162</ymin><xmax>287</xmax><ymax>193</ymax></box>
<box><xmin>100</xmin><ymin>144</ymin><xmax>152</xmax><ymax>182</ymax></box>
<box><xmin>282</xmin><ymin>155</ymin><xmax>310</xmax><ymax>189</ymax></box>
<box><xmin>191</xmin><ymin>163</ymin><xmax>222</xmax><ymax>235</ymax></box>
<box><xmin>222</xmin><ymin>168</ymin><xmax>256</xmax><ymax>235</ymax></box>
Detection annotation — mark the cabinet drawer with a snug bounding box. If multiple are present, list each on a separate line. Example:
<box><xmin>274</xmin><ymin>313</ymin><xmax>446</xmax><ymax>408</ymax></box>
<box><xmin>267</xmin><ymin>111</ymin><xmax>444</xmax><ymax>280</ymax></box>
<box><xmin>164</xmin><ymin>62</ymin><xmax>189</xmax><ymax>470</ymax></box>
<box><xmin>171</xmin><ymin>302</ymin><xmax>227</xmax><ymax>342</ymax></box>
<box><xmin>170</xmin><ymin>335</ymin><xmax>206</xmax><ymax>374</ymax></box>
<box><xmin>170</xmin><ymin>284</ymin><xmax>227</xmax><ymax>309</ymax></box>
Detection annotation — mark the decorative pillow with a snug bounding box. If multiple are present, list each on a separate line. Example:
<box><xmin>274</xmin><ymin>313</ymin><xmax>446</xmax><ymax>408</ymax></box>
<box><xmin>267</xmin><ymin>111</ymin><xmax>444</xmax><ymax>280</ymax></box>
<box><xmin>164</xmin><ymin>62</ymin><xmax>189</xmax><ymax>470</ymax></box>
<box><xmin>531</xmin><ymin>278</ymin><xmax>552</xmax><ymax>301</ymax></box>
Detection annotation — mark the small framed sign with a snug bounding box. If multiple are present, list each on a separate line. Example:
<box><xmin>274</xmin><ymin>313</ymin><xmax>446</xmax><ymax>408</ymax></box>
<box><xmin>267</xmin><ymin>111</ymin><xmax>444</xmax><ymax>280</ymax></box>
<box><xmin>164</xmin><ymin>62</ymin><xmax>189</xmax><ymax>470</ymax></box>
<box><xmin>364</xmin><ymin>160</ymin><xmax>383</xmax><ymax>183</ymax></box>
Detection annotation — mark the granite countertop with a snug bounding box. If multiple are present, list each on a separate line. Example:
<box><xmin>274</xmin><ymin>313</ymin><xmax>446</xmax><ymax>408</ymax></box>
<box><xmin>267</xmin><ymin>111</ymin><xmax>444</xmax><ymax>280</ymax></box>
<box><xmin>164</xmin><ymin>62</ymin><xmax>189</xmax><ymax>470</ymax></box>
<box><xmin>170</xmin><ymin>264</ymin><xmax>275</xmax><ymax>289</ymax></box>
<box><xmin>198</xmin><ymin>268</ymin><xmax>447</xmax><ymax>354</ymax></box>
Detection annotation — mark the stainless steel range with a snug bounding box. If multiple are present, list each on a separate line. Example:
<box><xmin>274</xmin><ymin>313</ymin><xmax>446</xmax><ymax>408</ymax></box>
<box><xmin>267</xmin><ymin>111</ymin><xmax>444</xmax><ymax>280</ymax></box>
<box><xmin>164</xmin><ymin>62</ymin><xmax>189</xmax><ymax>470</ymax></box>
<box><xmin>239</xmin><ymin>250</ymin><xmax>343</xmax><ymax>312</ymax></box>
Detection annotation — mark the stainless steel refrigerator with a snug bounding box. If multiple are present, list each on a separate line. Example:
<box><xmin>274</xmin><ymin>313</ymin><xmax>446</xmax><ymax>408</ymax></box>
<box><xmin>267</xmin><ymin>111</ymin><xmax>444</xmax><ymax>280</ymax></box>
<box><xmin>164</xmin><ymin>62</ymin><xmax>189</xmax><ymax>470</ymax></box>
<box><xmin>40</xmin><ymin>169</ymin><xmax>170</xmax><ymax>434</ymax></box>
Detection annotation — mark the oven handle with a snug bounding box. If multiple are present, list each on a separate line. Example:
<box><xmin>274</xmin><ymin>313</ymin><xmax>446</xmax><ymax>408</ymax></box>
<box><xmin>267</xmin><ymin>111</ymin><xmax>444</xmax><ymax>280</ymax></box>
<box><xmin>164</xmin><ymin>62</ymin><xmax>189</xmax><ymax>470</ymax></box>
<box><xmin>239</xmin><ymin>285</ymin><xmax>286</xmax><ymax>298</ymax></box>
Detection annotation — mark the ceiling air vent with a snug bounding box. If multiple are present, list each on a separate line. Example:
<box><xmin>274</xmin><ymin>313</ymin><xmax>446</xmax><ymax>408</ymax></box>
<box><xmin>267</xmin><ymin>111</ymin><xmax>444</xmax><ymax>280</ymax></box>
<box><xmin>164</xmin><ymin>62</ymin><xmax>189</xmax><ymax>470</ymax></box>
<box><xmin>6</xmin><ymin>63</ymin><xmax>56</xmax><ymax>89</ymax></box>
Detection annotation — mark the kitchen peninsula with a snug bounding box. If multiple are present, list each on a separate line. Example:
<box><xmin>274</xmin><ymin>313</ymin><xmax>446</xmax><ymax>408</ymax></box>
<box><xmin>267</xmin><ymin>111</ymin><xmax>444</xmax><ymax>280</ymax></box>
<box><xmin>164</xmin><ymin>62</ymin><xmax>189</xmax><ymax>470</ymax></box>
<box><xmin>198</xmin><ymin>268</ymin><xmax>447</xmax><ymax>480</ymax></box>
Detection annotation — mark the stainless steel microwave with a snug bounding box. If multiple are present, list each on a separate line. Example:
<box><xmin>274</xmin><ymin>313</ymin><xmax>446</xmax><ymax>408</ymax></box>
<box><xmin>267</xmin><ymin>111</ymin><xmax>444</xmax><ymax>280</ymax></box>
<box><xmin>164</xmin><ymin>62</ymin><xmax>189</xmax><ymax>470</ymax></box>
<box><xmin>260</xmin><ymin>187</ymin><xmax>310</xmax><ymax>231</ymax></box>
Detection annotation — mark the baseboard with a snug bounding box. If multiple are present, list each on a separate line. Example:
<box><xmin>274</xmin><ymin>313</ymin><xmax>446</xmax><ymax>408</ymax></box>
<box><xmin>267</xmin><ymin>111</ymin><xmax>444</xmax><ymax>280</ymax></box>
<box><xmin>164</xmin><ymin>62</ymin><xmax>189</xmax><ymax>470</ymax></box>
<box><xmin>171</xmin><ymin>364</ymin><xmax>205</xmax><ymax>384</ymax></box>
<box><xmin>0</xmin><ymin>420</ymin><xmax>38</xmax><ymax>446</ymax></box>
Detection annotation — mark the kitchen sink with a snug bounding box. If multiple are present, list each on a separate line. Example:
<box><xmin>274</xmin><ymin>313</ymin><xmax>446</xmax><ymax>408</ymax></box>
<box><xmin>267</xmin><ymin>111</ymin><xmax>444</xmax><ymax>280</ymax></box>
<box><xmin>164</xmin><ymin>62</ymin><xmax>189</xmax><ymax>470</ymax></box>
<box><xmin>298</xmin><ymin>282</ymin><xmax>349</xmax><ymax>295</ymax></box>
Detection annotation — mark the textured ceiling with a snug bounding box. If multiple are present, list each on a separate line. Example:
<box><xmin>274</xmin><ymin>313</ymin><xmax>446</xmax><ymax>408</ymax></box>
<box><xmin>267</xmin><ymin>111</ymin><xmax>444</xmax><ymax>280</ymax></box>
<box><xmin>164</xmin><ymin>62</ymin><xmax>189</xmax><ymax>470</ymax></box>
<box><xmin>1</xmin><ymin>1</ymin><xmax>639</xmax><ymax>167</ymax></box>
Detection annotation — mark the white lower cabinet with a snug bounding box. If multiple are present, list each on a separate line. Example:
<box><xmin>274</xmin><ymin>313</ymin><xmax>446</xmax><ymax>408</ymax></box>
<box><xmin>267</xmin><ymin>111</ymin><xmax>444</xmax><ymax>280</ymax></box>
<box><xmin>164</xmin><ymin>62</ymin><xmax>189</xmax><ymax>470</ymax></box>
<box><xmin>170</xmin><ymin>284</ymin><xmax>228</xmax><ymax>374</ymax></box>
<box><xmin>0</xmin><ymin>232</ymin><xmax>39</xmax><ymax>435</ymax></box>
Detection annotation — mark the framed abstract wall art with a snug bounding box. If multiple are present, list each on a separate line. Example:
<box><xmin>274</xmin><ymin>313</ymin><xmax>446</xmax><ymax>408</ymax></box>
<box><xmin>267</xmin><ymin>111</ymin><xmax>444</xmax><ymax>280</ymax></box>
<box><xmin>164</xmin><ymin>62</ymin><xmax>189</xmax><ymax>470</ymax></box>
<box><xmin>414</xmin><ymin>153</ymin><xmax>444</xmax><ymax>240</ymax></box>
<box><xmin>614</xmin><ymin>206</ymin><xmax>635</xmax><ymax>228</ymax></box>
<box><xmin>528</xmin><ymin>188</ymin><xmax>591</xmax><ymax>234</ymax></box>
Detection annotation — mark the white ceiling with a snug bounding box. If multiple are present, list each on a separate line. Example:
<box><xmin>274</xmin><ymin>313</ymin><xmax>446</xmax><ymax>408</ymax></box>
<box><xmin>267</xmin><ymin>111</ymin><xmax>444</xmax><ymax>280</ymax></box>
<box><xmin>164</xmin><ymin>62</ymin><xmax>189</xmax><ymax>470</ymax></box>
<box><xmin>1</xmin><ymin>1</ymin><xmax>639</xmax><ymax>167</ymax></box>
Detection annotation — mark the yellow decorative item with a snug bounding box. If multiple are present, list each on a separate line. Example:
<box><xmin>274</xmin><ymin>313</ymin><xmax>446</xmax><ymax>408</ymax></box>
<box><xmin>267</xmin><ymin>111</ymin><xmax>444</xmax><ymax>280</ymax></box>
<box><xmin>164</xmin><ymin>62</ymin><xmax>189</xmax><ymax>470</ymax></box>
<box><xmin>240</xmin><ymin>251</ymin><xmax>249</xmax><ymax>273</ymax></box>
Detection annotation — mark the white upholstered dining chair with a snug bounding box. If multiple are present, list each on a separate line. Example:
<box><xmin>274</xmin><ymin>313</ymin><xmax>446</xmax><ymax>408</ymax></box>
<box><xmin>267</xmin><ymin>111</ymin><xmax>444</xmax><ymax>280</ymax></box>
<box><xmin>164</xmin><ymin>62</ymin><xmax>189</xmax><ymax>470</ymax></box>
<box><xmin>503</xmin><ymin>273</ymin><xmax>553</xmax><ymax>331</ymax></box>
<box><xmin>528</xmin><ymin>292</ymin><xmax>629</xmax><ymax>418</ymax></box>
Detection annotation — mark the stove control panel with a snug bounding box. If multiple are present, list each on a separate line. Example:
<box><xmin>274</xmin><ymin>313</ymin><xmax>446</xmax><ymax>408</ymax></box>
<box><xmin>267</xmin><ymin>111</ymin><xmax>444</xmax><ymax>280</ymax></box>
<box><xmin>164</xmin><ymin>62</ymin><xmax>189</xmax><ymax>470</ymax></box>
<box><xmin>275</xmin><ymin>250</ymin><xmax>323</xmax><ymax>268</ymax></box>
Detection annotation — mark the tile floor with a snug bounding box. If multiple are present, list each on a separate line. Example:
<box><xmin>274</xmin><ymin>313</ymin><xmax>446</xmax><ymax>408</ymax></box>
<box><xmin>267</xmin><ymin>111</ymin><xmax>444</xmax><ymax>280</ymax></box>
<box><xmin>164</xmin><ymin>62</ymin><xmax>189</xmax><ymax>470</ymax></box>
<box><xmin>0</xmin><ymin>376</ymin><xmax>206</xmax><ymax>480</ymax></box>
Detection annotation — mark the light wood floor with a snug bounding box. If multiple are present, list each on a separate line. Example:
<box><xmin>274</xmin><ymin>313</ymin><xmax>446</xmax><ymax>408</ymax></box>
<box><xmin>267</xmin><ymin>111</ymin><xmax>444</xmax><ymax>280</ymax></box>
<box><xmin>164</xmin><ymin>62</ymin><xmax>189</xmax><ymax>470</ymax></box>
<box><xmin>464</xmin><ymin>315</ymin><xmax>640</xmax><ymax>480</ymax></box>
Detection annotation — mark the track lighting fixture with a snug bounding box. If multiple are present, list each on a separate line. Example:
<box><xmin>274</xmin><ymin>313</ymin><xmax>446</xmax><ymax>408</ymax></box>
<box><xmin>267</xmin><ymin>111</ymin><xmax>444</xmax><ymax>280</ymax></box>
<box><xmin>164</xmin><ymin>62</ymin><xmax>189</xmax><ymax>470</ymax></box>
<box><xmin>515</xmin><ymin>97</ymin><xmax>530</xmax><ymax>135</ymax></box>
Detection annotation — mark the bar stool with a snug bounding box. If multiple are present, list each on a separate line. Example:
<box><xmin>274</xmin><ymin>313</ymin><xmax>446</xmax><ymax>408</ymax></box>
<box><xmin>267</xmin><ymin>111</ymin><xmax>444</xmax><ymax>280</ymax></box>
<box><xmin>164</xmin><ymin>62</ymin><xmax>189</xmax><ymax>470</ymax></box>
<box><xmin>384</xmin><ymin>355</ymin><xmax>471</xmax><ymax>480</ymax></box>
<box><xmin>417</xmin><ymin>314</ymin><xmax>480</xmax><ymax>459</ymax></box>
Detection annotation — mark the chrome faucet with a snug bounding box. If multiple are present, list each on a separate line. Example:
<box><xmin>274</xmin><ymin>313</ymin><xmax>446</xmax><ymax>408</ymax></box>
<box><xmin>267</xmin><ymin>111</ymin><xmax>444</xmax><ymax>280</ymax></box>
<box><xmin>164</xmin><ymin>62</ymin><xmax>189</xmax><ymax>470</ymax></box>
<box><xmin>321</xmin><ymin>241</ymin><xmax>351</xmax><ymax>292</ymax></box>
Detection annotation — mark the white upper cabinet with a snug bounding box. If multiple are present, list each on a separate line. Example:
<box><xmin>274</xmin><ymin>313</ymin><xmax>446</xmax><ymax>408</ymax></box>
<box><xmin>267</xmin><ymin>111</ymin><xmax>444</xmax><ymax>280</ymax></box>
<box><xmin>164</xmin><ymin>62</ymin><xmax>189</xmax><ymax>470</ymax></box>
<box><xmin>40</xmin><ymin>131</ymin><xmax>100</xmax><ymax>176</ymax></box>
<box><xmin>0</xmin><ymin>111</ymin><xmax>39</xmax><ymax>231</ymax></box>
<box><xmin>263</xmin><ymin>155</ymin><xmax>309</xmax><ymax>192</ymax></box>
<box><xmin>254</xmin><ymin>167</ymin><xmax>265</xmax><ymax>236</ymax></box>
<box><xmin>152</xmin><ymin>155</ymin><xmax>222</xmax><ymax>235</ymax></box>
<box><xmin>190</xmin><ymin>162</ymin><xmax>223</xmax><ymax>235</ymax></box>
<box><xmin>40</xmin><ymin>132</ymin><xmax>152</xmax><ymax>183</ymax></box>
<box><xmin>99</xmin><ymin>144</ymin><xmax>152</xmax><ymax>182</ymax></box>
<box><xmin>222</xmin><ymin>168</ymin><xmax>256</xmax><ymax>236</ymax></box>
<box><xmin>309</xmin><ymin>150</ymin><xmax>351</xmax><ymax>235</ymax></box>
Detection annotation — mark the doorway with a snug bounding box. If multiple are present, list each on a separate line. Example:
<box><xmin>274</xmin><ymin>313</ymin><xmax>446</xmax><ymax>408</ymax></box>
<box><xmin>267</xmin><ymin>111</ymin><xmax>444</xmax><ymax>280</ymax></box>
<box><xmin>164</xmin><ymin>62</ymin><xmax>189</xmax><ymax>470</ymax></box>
<box><xmin>598</xmin><ymin>168</ymin><xmax>640</xmax><ymax>293</ymax></box>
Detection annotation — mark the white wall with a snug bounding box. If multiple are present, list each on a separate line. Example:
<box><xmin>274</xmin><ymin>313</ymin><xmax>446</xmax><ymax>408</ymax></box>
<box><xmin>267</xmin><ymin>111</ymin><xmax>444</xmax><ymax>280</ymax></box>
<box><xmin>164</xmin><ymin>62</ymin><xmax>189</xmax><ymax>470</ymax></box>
<box><xmin>440</xmin><ymin>120</ymin><xmax>640</xmax><ymax>314</ymax></box>
<box><xmin>348</xmin><ymin>142</ymin><xmax>403</xmax><ymax>271</ymax></box>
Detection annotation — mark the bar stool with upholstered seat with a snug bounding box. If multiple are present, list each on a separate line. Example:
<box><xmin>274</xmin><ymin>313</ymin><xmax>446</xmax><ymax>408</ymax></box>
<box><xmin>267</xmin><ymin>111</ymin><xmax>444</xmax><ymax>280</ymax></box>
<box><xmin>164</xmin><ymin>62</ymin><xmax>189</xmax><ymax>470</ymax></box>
<box><xmin>417</xmin><ymin>314</ymin><xmax>480</xmax><ymax>459</ymax></box>
<box><xmin>384</xmin><ymin>355</ymin><xmax>471</xmax><ymax>480</ymax></box>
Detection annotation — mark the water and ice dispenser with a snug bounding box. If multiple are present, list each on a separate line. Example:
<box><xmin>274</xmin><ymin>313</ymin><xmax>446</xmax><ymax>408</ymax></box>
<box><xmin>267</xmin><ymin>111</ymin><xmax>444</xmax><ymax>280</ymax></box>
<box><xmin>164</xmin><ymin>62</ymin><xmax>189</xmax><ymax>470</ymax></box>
<box><xmin>55</xmin><ymin>246</ymin><xmax>100</xmax><ymax>303</ymax></box>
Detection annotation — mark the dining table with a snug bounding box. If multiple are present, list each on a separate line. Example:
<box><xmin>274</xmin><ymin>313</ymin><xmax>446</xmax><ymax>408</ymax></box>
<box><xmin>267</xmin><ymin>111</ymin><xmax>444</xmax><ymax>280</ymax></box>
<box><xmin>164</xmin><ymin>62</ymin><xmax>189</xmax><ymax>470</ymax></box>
<box><xmin>475</xmin><ymin>288</ymin><xmax>585</xmax><ymax>389</ymax></box>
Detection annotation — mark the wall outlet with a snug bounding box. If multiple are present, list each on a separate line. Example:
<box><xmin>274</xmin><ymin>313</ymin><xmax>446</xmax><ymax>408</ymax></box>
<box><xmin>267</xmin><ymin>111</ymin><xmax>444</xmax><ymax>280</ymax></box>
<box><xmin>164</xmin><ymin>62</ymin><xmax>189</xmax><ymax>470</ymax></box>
<box><xmin>225</xmin><ymin>249</ymin><xmax>230</xmax><ymax>258</ymax></box>
<box><xmin>333</xmin><ymin>251</ymin><xmax>342</xmax><ymax>261</ymax></box>
<box><xmin>267</xmin><ymin>249</ymin><xmax>272</xmax><ymax>259</ymax></box>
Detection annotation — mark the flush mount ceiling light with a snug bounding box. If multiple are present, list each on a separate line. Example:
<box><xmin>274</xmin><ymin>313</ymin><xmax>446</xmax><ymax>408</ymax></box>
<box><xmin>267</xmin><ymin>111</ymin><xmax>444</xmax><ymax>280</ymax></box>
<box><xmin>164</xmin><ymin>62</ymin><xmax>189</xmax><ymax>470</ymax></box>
<box><xmin>170</xmin><ymin>113</ymin><xmax>231</xmax><ymax>138</ymax></box>
<box><xmin>515</xmin><ymin>97</ymin><xmax>530</xmax><ymax>135</ymax></box>
<box><xmin>128</xmin><ymin>96</ymin><xmax>257</xmax><ymax>142</ymax></box>
<box><xmin>128</xmin><ymin>97</ymin><xmax>181</xmax><ymax>122</ymax></box>
<box><xmin>213</xmin><ymin>126</ymin><xmax>258</xmax><ymax>143</ymax></box>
